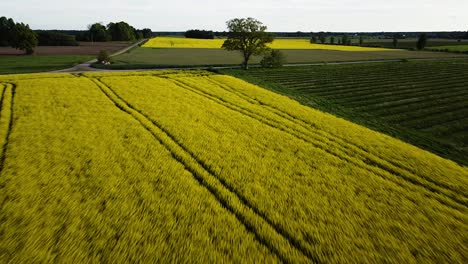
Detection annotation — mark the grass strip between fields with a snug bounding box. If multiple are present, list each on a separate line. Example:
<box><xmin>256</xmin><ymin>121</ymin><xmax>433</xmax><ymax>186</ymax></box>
<box><xmin>88</xmin><ymin>77</ymin><xmax>315</xmax><ymax>263</ymax></box>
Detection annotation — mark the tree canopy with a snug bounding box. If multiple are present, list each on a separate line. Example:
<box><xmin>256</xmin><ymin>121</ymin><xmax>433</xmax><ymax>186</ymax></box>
<box><xmin>185</xmin><ymin>29</ymin><xmax>214</xmax><ymax>39</ymax></box>
<box><xmin>88</xmin><ymin>23</ymin><xmax>110</xmax><ymax>42</ymax></box>
<box><xmin>83</xmin><ymin>22</ymin><xmax>151</xmax><ymax>42</ymax></box>
<box><xmin>260</xmin><ymin>49</ymin><xmax>286</xmax><ymax>68</ymax></box>
<box><xmin>0</xmin><ymin>17</ymin><xmax>37</xmax><ymax>54</ymax></box>
<box><xmin>140</xmin><ymin>28</ymin><xmax>153</xmax><ymax>38</ymax></box>
<box><xmin>222</xmin><ymin>17</ymin><xmax>274</xmax><ymax>69</ymax></box>
<box><xmin>0</xmin><ymin>17</ymin><xmax>16</xmax><ymax>46</ymax></box>
<box><xmin>37</xmin><ymin>31</ymin><xmax>78</xmax><ymax>46</ymax></box>
<box><xmin>11</xmin><ymin>23</ymin><xmax>38</xmax><ymax>54</ymax></box>
<box><xmin>107</xmin><ymin>22</ymin><xmax>135</xmax><ymax>41</ymax></box>
<box><xmin>318</xmin><ymin>32</ymin><xmax>326</xmax><ymax>44</ymax></box>
<box><xmin>417</xmin><ymin>33</ymin><xmax>428</xmax><ymax>50</ymax></box>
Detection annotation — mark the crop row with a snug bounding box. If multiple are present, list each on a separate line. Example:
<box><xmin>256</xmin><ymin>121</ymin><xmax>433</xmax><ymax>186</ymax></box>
<box><xmin>248</xmin><ymin>67</ymin><xmax>467</xmax><ymax>86</ymax></box>
<box><xmin>262</xmin><ymin>68</ymin><xmax>465</xmax><ymax>86</ymax></box>
<box><xmin>267</xmin><ymin>76</ymin><xmax>468</xmax><ymax>104</ymax></box>
<box><xmin>248</xmin><ymin>60</ymin><xmax>466</xmax><ymax>75</ymax></box>
<box><xmin>426</xmin><ymin>117</ymin><xmax>468</xmax><ymax>136</ymax></box>
<box><xmin>354</xmin><ymin>87</ymin><xmax>468</xmax><ymax>112</ymax></box>
<box><xmin>380</xmin><ymin>99</ymin><xmax>467</xmax><ymax>121</ymax></box>
<box><xmin>261</xmin><ymin>77</ymin><xmax>461</xmax><ymax>95</ymax></box>
<box><xmin>399</xmin><ymin>107</ymin><xmax>468</xmax><ymax>129</ymax></box>
<box><xmin>274</xmin><ymin>70</ymin><xmax>468</xmax><ymax>91</ymax></box>
<box><xmin>349</xmin><ymin>91</ymin><xmax>468</xmax><ymax>118</ymax></box>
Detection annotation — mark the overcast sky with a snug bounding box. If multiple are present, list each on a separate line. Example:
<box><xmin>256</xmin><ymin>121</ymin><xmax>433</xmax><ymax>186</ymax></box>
<box><xmin>1</xmin><ymin>0</ymin><xmax>467</xmax><ymax>32</ymax></box>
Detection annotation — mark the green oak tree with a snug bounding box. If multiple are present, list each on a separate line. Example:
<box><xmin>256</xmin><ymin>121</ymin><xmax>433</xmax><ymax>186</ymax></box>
<box><xmin>11</xmin><ymin>22</ymin><xmax>37</xmax><ymax>54</ymax></box>
<box><xmin>222</xmin><ymin>18</ymin><xmax>274</xmax><ymax>69</ymax></box>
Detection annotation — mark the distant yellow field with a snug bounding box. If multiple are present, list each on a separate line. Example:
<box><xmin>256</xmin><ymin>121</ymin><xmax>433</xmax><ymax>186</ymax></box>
<box><xmin>143</xmin><ymin>37</ymin><xmax>224</xmax><ymax>49</ymax></box>
<box><xmin>269</xmin><ymin>39</ymin><xmax>395</xmax><ymax>51</ymax></box>
<box><xmin>143</xmin><ymin>37</ymin><xmax>396</xmax><ymax>51</ymax></box>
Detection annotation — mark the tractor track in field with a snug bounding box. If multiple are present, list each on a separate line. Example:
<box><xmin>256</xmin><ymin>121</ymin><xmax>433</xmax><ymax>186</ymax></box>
<box><xmin>0</xmin><ymin>83</ymin><xmax>16</xmax><ymax>176</ymax></box>
<box><xmin>88</xmin><ymin>77</ymin><xmax>318</xmax><ymax>264</ymax></box>
<box><xmin>168</xmin><ymin>77</ymin><xmax>467</xmax><ymax>213</ymax></box>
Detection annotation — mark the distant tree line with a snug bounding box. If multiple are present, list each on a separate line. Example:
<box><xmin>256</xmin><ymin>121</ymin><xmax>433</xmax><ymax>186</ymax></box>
<box><xmin>306</xmin><ymin>31</ymin><xmax>468</xmax><ymax>39</ymax></box>
<box><xmin>151</xmin><ymin>30</ymin><xmax>468</xmax><ymax>40</ymax></box>
<box><xmin>1</xmin><ymin>17</ymin><xmax>155</xmax><ymax>54</ymax></box>
<box><xmin>79</xmin><ymin>22</ymin><xmax>152</xmax><ymax>42</ymax></box>
<box><xmin>310</xmin><ymin>32</ymin><xmax>353</xmax><ymax>45</ymax></box>
<box><xmin>36</xmin><ymin>31</ymin><xmax>79</xmax><ymax>46</ymax></box>
<box><xmin>0</xmin><ymin>16</ymin><xmax>37</xmax><ymax>54</ymax></box>
<box><xmin>185</xmin><ymin>30</ymin><xmax>214</xmax><ymax>39</ymax></box>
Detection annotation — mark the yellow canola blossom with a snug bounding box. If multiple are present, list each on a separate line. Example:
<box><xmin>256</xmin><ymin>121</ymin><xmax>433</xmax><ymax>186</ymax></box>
<box><xmin>269</xmin><ymin>38</ymin><xmax>395</xmax><ymax>51</ymax></box>
<box><xmin>143</xmin><ymin>37</ymin><xmax>225</xmax><ymax>49</ymax></box>
<box><xmin>142</xmin><ymin>36</ymin><xmax>396</xmax><ymax>51</ymax></box>
<box><xmin>0</xmin><ymin>71</ymin><xmax>466</xmax><ymax>263</ymax></box>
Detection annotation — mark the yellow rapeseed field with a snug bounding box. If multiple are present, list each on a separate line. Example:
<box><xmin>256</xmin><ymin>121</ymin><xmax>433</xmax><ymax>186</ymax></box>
<box><xmin>142</xmin><ymin>37</ymin><xmax>395</xmax><ymax>51</ymax></box>
<box><xmin>0</xmin><ymin>71</ymin><xmax>466</xmax><ymax>263</ymax></box>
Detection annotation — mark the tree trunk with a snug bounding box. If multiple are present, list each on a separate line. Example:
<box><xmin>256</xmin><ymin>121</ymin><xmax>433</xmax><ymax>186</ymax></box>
<box><xmin>243</xmin><ymin>53</ymin><xmax>251</xmax><ymax>70</ymax></box>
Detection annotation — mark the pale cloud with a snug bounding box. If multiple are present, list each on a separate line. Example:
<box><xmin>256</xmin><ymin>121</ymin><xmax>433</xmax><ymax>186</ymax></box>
<box><xmin>1</xmin><ymin>0</ymin><xmax>467</xmax><ymax>31</ymax></box>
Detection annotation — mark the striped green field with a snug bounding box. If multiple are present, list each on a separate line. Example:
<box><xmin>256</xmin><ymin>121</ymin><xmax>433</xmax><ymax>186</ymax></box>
<box><xmin>223</xmin><ymin>59</ymin><xmax>468</xmax><ymax>165</ymax></box>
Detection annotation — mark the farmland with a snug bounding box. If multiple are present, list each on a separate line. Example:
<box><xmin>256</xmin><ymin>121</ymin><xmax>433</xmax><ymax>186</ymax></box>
<box><xmin>0</xmin><ymin>55</ymin><xmax>93</xmax><ymax>74</ymax></box>
<box><xmin>428</xmin><ymin>45</ymin><xmax>468</xmax><ymax>52</ymax></box>
<box><xmin>0</xmin><ymin>71</ymin><xmax>467</xmax><ymax>262</ymax></box>
<box><xmin>0</xmin><ymin>41</ymin><xmax>132</xmax><ymax>56</ymax></box>
<box><xmin>223</xmin><ymin>59</ymin><xmax>468</xmax><ymax>165</ymax></box>
<box><xmin>143</xmin><ymin>37</ymin><xmax>394</xmax><ymax>51</ymax></box>
<box><xmin>109</xmin><ymin>46</ymin><xmax>464</xmax><ymax>69</ymax></box>
<box><xmin>364</xmin><ymin>38</ymin><xmax>468</xmax><ymax>49</ymax></box>
<box><xmin>0</xmin><ymin>41</ymin><xmax>133</xmax><ymax>74</ymax></box>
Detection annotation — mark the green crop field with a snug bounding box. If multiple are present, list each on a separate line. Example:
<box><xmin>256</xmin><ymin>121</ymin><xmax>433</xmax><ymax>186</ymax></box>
<box><xmin>0</xmin><ymin>70</ymin><xmax>467</xmax><ymax>263</ymax></box>
<box><xmin>364</xmin><ymin>38</ymin><xmax>468</xmax><ymax>49</ymax></box>
<box><xmin>0</xmin><ymin>55</ymin><xmax>93</xmax><ymax>74</ymax></box>
<box><xmin>106</xmin><ymin>46</ymin><xmax>465</xmax><ymax>69</ymax></box>
<box><xmin>223</xmin><ymin>59</ymin><xmax>468</xmax><ymax>166</ymax></box>
<box><xmin>428</xmin><ymin>45</ymin><xmax>468</xmax><ymax>52</ymax></box>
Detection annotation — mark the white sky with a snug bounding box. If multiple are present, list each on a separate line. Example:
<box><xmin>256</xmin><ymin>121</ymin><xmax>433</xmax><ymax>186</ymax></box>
<box><xmin>1</xmin><ymin>0</ymin><xmax>467</xmax><ymax>32</ymax></box>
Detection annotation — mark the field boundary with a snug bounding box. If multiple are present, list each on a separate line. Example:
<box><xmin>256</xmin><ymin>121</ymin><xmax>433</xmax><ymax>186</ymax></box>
<box><xmin>169</xmin><ymin>77</ymin><xmax>467</xmax><ymax>211</ymax></box>
<box><xmin>88</xmin><ymin>77</ymin><xmax>316</xmax><ymax>263</ymax></box>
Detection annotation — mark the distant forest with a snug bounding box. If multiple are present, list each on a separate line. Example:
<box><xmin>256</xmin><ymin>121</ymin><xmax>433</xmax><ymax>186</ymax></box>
<box><xmin>151</xmin><ymin>31</ymin><xmax>468</xmax><ymax>39</ymax></box>
<box><xmin>28</xmin><ymin>29</ymin><xmax>468</xmax><ymax>40</ymax></box>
